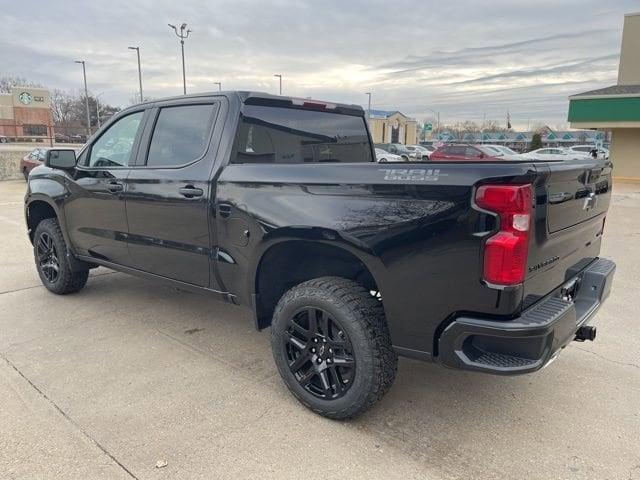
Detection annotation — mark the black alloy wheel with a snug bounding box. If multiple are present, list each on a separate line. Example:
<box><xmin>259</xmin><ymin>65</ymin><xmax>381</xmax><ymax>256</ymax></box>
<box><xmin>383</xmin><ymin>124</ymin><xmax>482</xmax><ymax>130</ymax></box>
<box><xmin>271</xmin><ymin>277</ymin><xmax>397</xmax><ymax>419</ymax></box>
<box><xmin>284</xmin><ymin>307</ymin><xmax>356</xmax><ymax>400</ymax></box>
<box><xmin>36</xmin><ymin>232</ymin><xmax>60</xmax><ymax>284</ymax></box>
<box><xmin>33</xmin><ymin>218</ymin><xmax>89</xmax><ymax>294</ymax></box>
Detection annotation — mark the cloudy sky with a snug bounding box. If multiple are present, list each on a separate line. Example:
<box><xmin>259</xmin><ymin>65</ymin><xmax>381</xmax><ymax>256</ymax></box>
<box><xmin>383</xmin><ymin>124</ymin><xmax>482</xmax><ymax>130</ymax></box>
<box><xmin>1</xmin><ymin>0</ymin><xmax>635</xmax><ymax>128</ymax></box>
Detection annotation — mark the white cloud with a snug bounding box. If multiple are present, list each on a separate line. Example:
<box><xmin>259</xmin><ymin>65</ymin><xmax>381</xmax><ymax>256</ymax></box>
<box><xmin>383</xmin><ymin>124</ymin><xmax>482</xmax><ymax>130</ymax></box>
<box><xmin>1</xmin><ymin>0</ymin><xmax>634</xmax><ymax>127</ymax></box>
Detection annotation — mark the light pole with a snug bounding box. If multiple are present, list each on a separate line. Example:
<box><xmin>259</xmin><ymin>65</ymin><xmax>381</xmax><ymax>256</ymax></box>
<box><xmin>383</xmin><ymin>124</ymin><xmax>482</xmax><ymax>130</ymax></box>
<box><xmin>168</xmin><ymin>23</ymin><xmax>192</xmax><ymax>95</ymax></box>
<box><xmin>365</xmin><ymin>92</ymin><xmax>371</xmax><ymax>120</ymax></box>
<box><xmin>273</xmin><ymin>74</ymin><xmax>282</xmax><ymax>95</ymax></box>
<box><xmin>425</xmin><ymin>107</ymin><xmax>440</xmax><ymax>139</ymax></box>
<box><xmin>214</xmin><ymin>82</ymin><xmax>221</xmax><ymax>92</ymax></box>
<box><xmin>75</xmin><ymin>60</ymin><xmax>91</xmax><ymax>137</ymax></box>
<box><xmin>128</xmin><ymin>46</ymin><xmax>143</xmax><ymax>102</ymax></box>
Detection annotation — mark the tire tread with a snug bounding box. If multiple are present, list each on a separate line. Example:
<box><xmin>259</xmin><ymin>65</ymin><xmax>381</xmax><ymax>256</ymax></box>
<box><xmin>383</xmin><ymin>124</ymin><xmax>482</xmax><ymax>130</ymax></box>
<box><xmin>271</xmin><ymin>276</ymin><xmax>397</xmax><ymax>419</ymax></box>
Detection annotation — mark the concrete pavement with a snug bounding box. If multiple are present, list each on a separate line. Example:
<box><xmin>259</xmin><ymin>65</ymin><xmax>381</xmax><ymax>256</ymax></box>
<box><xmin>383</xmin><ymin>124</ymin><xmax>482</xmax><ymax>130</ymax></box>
<box><xmin>0</xmin><ymin>179</ymin><xmax>638</xmax><ymax>480</ymax></box>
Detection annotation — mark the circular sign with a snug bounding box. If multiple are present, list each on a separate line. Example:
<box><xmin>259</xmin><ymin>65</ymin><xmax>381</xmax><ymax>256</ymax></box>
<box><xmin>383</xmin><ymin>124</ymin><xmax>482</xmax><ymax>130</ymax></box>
<box><xmin>18</xmin><ymin>92</ymin><xmax>33</xmax><ymax>105</ymax></box>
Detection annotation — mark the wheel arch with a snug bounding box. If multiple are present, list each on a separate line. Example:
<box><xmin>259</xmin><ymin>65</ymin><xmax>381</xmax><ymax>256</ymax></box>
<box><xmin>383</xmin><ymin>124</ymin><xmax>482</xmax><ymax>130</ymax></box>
<box><xmin>25</xmin><ymin>194</ymin><xmax>72</xmax><ymax>248</ymax></box>
<box><xmin>250</xmin><ymin>235</ymin><xmax>385</xmax><ymax>331</ymax></box>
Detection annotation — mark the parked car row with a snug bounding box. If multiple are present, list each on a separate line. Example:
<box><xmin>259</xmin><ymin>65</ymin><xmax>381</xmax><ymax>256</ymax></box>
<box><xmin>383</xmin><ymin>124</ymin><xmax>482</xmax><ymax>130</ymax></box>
<box><xmin>374</xmin><ymin>142</ymin><xmax>608</xmax><ymax>163</ymax></box>
<box><xmin>374</xmin><ymin>143</ymin><xmax>435</xmax><ymax>161</ymax></box>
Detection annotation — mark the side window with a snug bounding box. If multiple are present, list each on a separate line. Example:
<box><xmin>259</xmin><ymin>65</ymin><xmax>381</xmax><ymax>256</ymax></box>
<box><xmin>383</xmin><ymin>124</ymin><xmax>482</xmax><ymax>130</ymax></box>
<box><xmin>146</xmin><ymin>104</ymin><xmax>216</xmax><ymax>167</ymax></box>
<box><xmin>87</xmin><ymin>111</ymin><xmax>144</xmax><ymax>167</ymax></box>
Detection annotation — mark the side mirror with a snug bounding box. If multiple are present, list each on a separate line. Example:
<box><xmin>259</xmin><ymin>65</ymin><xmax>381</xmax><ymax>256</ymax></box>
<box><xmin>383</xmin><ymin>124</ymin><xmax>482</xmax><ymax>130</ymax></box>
<box><xmin>45</xmin><ymin>149</ymin><xmax>77</xmax><ymax>170</ymax></box>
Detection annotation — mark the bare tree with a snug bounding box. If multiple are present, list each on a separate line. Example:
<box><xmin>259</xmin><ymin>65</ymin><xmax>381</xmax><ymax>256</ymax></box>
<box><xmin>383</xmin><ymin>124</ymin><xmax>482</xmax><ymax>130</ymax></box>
<box><xmin>50</xmin><ymin>89</ymin><xmax>77</xmax><ymax>135</ymax></box>
<box><xmin>0</xmin><ymin>76</ymin><xmax>44</xmax><ymax>93</ymax></box>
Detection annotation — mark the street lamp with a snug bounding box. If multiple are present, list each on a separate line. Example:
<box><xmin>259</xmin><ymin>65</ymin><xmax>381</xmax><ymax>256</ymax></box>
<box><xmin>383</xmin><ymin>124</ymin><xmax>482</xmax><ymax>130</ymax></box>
<box><xmin>273</xmin><ymin>74</ymin><xmax>282</xmax><ymax>95</ymax></box>
<box><xmin>365</xmin><ymin>92</ymin><xmax>371</xmax><ymax>120</ymax></box>
<box><xmin>168</xmin><ymin>23</ymin><xmax>192</xmax><ymax>95</ymax></box>
<box><xmin>128</xmin><ymin>46</ymin><xmax>143</xmax><ymax>102</ymax></box>
<box><xmin>74</xmin><ymin>60</ymin><xmax>91</xmax><ymax>137</ymax></box>
<box><xmin>214</xmin><ymin>82</ymin><xmax>221</xmax><ymax>92</ymax></box>
<box><xmin>425</xmin><ymin>107</ymin><xmax>440</xmax><ymax>138</ymax></box>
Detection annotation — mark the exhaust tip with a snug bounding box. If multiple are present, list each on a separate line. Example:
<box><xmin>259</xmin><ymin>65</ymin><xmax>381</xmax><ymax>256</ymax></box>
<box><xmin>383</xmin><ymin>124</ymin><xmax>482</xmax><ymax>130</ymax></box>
<box><xmin>574</xmin><ymin>325</ymin><xmax>597</xmax><ymax>342</ymax></box>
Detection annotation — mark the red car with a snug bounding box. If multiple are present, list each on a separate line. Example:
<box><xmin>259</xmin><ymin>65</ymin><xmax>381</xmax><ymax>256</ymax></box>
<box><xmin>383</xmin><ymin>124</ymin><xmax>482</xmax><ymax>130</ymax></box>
<box><xmin>430</xmin><ymin>144</ymin><xmax>518</xmax><ymax>162</ymax></box>
<box><xmin>20</xmin><ymin>148</ymin><xmax>49</xmax><ymax>180</ymax></box>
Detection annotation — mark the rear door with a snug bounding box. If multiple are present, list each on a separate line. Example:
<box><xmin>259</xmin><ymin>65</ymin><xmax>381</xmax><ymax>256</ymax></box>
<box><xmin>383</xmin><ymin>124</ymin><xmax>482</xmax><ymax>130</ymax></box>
<box><xmin>125</xmin><ymin>97</ymin><xmax>224</xmax><ymax>288</ymax></box>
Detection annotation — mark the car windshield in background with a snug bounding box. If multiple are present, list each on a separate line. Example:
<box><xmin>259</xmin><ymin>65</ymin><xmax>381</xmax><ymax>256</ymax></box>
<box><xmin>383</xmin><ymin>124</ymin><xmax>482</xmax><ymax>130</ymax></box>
<box><xmin>478</xmin><ymin>146</ymin><xmax>501</xmax><ymax>156</ymax></box>
<box><xmin>233</xmin><ymin>105</ymin><xmax>373</xmax><ymax>164</ymax></box>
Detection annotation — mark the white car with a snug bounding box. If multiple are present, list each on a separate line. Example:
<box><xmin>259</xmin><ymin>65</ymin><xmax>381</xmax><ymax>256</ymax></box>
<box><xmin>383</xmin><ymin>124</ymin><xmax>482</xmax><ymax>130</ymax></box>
<box><xmin>482</xmin><ymin>145</ymin><xmax>522</xmax><ymax>157</ymax></box>
<box><xmin>405</xmin><ymin>145</ymin><xmax>434</xmax><ymax>160</ymax></box>
<box><xmin>568</xmin><ymin>145</ymin><xmax>609</xmax><ymax>159</ymax></box>
<box><xmin>375</xmin><ymin>148</ymin><xmax>403</xmax><ymax>163</ymax></box>
<box><xmin>521</xmin><ymin>147</ymin><xmax>590</xmax><ymax>161</ymax></box>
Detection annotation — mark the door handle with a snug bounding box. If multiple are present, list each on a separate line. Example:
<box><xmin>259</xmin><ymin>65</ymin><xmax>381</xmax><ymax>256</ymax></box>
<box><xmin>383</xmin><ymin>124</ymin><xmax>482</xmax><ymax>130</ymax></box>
<box><xmin>179</xmin><ymin>186</ymin><xmax>204</xmax><ymax>198</ymax></box>
<box><xmin>107</xmin><ymin>182</ymin><xmax>123</xmax><ymax>192</ymax></box>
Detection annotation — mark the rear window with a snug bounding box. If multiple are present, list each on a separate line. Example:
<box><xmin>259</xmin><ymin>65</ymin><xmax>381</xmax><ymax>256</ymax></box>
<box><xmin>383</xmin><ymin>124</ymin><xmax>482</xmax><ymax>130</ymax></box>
<box><xmin>232</xmin><ymin>105</ymin><xmax>373</xmax><ymax>164</ymax></box>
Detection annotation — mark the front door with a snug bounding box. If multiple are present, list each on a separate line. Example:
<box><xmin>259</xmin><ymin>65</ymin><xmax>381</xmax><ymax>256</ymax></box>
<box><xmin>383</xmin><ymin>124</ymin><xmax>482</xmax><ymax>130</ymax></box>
<box><xmin>64</xmin><ymin>110</ymin><xmax>146</xmax><ymax>265</ymax></box>
<box><xmin>125</xmin><ymin>99</ymin><xmax>221</xmax><ymax>288</ymax></box>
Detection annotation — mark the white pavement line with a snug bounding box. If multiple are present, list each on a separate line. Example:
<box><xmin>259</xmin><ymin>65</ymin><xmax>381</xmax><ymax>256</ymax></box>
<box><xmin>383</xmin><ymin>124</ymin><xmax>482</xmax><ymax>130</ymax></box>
<box><xmin>0</xmin><ymin>215</ymin><xmax>22</xmax><ymax>227</ymax></box>
<box><xmin>0</xmin><ymin>352</ymin><xmax>140</xmax><ymax>480</ymax></box>
<box><xmin>0</xmin><ymin>201</ymin><xmax>23</xmax><ymax>206</ymax></box>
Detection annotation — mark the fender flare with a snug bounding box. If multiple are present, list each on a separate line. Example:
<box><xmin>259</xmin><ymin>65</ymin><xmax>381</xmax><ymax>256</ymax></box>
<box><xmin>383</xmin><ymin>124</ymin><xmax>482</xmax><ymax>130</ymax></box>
<box><xmin>246</xmin><ymin>227</ymin><xmax>388</xmax><ymax>326</ymax></box>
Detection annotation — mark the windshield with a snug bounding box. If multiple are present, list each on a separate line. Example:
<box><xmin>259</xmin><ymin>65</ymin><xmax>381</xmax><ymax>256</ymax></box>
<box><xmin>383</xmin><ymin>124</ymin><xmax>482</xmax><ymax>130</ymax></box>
<box><xmin>233</xmin><ymin>105</ymin><xmax>373</xmax><ymax>164</ymax></box>
<box><xmin>498</xmin><ymin>146</ymin><xmax>518</xmax><ymax>155</ymax></box>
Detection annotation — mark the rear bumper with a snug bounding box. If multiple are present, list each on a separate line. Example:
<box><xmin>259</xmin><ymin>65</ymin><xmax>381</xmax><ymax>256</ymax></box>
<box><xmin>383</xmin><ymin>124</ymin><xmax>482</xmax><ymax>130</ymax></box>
<box><xmin>437</xmin><ymin>257</ymin><xmax>616</xmax><ymax>375</ymax></box>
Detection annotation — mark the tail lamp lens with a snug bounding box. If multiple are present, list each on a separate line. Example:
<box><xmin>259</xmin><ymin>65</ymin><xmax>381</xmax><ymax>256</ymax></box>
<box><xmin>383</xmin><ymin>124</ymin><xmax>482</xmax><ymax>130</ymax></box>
<box><xmin>476</xmin><ymin>184</ymin><xmax>532</xmax><ymax>285</ymax></box>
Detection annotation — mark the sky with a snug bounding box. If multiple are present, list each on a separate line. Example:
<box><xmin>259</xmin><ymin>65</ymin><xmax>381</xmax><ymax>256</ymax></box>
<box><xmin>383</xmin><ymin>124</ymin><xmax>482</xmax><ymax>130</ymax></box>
<box><xmin>1</xmin><ymin>0</ymin><xmax>636</xmax><ymax>129</ymax></box>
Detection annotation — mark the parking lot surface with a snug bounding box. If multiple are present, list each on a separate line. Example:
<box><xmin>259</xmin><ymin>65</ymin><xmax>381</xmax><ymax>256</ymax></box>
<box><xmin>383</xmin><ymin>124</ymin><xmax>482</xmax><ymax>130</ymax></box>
<box><xmin>1</xmin><ymin>179</ymin><xmax>639</xmax><ymax>480</ymax></box>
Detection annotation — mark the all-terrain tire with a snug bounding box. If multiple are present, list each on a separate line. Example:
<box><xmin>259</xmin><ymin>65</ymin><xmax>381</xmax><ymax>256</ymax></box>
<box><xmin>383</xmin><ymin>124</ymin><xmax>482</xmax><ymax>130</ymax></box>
<box><xmin>33</xmin><ymin>218</ymin><xmax>89</xmax><ymax>294</ymax></box>
<box><xmin>271</xmin><ymin>276</ymin><xmax>397</xmax><ymax>419</ymax></box>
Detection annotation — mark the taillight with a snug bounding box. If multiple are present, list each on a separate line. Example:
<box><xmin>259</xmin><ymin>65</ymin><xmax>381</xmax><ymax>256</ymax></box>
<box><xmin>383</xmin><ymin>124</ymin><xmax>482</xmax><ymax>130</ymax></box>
<box><xmin>475</xmin><ymin>184</ymin><xmax>532</xmax><ymax>285</ymax></box>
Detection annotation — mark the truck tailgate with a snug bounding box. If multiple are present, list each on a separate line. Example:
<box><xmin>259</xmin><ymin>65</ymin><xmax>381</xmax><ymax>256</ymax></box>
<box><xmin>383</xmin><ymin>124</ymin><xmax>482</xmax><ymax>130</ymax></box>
<box><xmin>523</xmin><ymin>158</ymin><xmax>612</xmax><ymax>308</ymax></box>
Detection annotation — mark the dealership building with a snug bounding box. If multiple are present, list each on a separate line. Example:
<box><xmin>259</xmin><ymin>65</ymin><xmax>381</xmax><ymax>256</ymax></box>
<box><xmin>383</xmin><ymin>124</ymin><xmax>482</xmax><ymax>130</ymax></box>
<box><xmin>568</xmin><ymin>12</ymin><xmax>640</xmax><ymax>180</ymax></box>
<box><xmin>368</xmin><ymin>110</ymin><xmax>418</xmax><ymax>145</ymax></box>
<box><xmin>0</xmin><ymin>86</ymin><xmax>53</xmax><ymax>139</ymax></box>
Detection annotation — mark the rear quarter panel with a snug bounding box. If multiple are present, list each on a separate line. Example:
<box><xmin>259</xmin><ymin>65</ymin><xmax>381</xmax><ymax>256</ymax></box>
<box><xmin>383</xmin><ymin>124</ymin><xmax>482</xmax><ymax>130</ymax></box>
<box><xmin>215</xmin><ymin>162</ymin><xmax>538</xmax><ymax>357</ymax></box>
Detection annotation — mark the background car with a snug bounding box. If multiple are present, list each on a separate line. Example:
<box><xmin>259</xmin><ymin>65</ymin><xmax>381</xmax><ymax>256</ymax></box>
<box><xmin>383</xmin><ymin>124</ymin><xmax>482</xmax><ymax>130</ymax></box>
<box><xmin>430</xmin><ymin>144</ymin><xmax>520</xmax><ymax>161</ymax></box>
<box><xmin>55</xmin><ymin>133</ymin><xmax>72</xmax><ymax>143</ymax></box>
<box><xmin>375</xmin><ymin>143</ymin><xmax>412</xmax><ymax>161</ymax></box>
<box><xmin>405</xmin><ymin>144</ymin><xmax>433</xmax><ymax>160</ymax></box>
<box><xmin>20</xmin><ymin>148</ymin><xmax>49</xmax><ymax>179</ymax></box>
<box><xmin>521</xmin><ymin>147</ymin><xmax>590</xmax><ymax>161</ymax></box>
<box><xmin>0</xmin><ymin>135</ymin><xmax>8</xmax><ymax>143</ymax></box>
<box><xmin>482</xmin><ymin>144</ymin><xmax>521</xmax><ymax>157</ymax></box>
<box><xmin>568</xmin><ymin>144</ymin><xmax>609</xmax><ymax>159</ymax></box>
<box><xmin>375</xmin><ymin>148</ymin><xmax>403</xmax><ymax>162</ymax></box>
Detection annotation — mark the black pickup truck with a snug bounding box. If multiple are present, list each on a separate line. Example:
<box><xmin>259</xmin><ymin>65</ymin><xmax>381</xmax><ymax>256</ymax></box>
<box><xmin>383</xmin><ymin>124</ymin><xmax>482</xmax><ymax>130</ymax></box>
<box><xmin>25</xmin><ymin>92</ymin><xmax>615</xmax><ymax>418</ymax></box>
